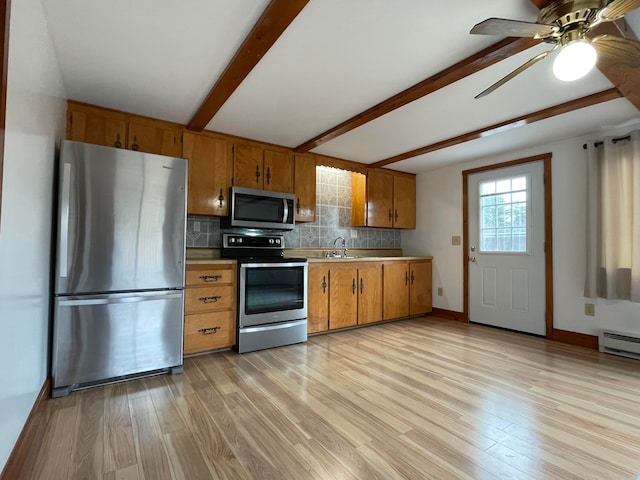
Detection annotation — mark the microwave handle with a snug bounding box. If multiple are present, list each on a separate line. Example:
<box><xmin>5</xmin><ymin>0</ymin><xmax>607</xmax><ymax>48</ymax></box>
<box><xmin>283</xmin><ymin>198</ymin><xmax>289</xmax><ymax>223</ymax></box>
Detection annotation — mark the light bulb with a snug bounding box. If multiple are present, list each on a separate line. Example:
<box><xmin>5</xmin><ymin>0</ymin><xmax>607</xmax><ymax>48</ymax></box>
<box><xmin>552</xmin><ymin>40</ymin><xmax>597</xmax><ymax>82</ymax></box>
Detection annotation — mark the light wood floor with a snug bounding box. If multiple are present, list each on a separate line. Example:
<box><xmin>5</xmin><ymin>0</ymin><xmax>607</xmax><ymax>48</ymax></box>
<box><xmin>14</xmin><ymin>317</ymin><xmax>640</xmax><ymax>479</ymax></box>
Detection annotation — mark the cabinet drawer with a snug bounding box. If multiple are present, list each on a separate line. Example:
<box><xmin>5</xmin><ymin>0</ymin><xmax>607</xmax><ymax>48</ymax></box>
<box><xmin>184</xmin><ymin>311</ymin><xmax>235</xmax><ymax>354</ymax></box>
<box><xmin>186</xmin><ymin>268</ymin><xmax>234</xmax><ymax>286</ymax></box>
<box><xmin>185</xmin><ymin>286</ymin><xmax>234</xmax><ymax>313</ymax></box>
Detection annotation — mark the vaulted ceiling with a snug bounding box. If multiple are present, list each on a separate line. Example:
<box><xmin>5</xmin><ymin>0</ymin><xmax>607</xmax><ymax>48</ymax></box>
<box><xmin>41</xmin><ymin>0</ymin><xmax>640</xmax><ymax>173</ymax></box>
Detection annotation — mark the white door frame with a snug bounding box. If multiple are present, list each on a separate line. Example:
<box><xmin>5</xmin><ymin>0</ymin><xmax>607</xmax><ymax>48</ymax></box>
<box><xmin>462</xmin><ymin>153</ymin><xmax>554</xmax><ymax>339</ymax></box>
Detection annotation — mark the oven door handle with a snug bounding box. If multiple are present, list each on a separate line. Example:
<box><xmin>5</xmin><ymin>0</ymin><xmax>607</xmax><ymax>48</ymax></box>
<box><xmin>282</xmin><ymin>198</ymin><xmax>289</xmax><ymax>223</ymax></box>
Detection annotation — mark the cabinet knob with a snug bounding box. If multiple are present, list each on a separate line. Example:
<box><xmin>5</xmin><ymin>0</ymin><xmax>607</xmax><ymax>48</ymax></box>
<box><xmin>199</xmin><ymin>274</ymin><xmax>222</xmax><ymax>282</ymax></box>
<box><xmin>411</xmin><ymin>271</ymin><xmax>415</xmax><ymax>285</ymax></box>
<box><xmin>217</xmin><ymin>189</ymin><xmax>225</xmax><ymax>208</ymax></box>
<box><xmin>360</xmin><ymin>278</ymin><xmax>364</xmax><ymax>294</ymax></box>
<box><xmin>255</xmin><ymin>165</ymin><xmax>261</xmax><ymax>183</ymax></box>
<box><xmin>266</xmin><ymin>167</ymin><xmax>271</xmax><ymax>185</ymax></box>
<box><xmin>199</xmin><ymin>295</ymin><xmax>221</xmax><ymax>303</ymax></box>
<box><xmin>352</xmin><ymin>278</ymin><xmax>356</xmax><ymax>295</ymax></box>
<box><xmin>322</xmin><ymin>275</ymin><xmax>327</xmax><ymax>294</ymax></box>
<box><xmin>198</xmin><ymin>326</ymin><xmax>220</xmax><ymax>335</ymax></box>
<box><xmin>115</xmin><ymin>133</ymin><xmax>122</xmax><ymax>149</ymax></box>
<box><xmin>132</xmin><ymin>136</ymin><xmax>139</xmax><ymax>151</ymax></box>
<box><xmin>388</xmin><ymin>208</ymin><xmax>393</xmax><ymax>222</ymax></box>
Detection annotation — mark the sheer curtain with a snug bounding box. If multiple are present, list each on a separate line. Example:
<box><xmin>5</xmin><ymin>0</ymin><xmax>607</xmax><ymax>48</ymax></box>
<box><xmin>585</xmin><ymin>130</ymin><xmax>640</xmax><ymax>302</ymax></box>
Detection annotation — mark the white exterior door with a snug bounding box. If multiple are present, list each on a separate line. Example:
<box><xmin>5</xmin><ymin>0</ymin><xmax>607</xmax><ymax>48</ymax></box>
<box><xmin>468</xmin><ymin>161</ymin><xmax>545</xmax><ymax>335</ymax></box>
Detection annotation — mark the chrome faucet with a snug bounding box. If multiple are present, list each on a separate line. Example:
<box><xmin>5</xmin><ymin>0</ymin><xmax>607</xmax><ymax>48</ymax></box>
<box><xmin>332</xmin><ymin>236</ymin><xmax>347</xmax><ymax>258</ymax></box>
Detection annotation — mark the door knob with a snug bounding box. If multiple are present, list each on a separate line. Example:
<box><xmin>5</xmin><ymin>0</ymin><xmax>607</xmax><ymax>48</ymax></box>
<box><xmin>469</xmin><ymin>256</ymin><xmax>476</xmax><ymax>263</ymax></box>
<box><xmin>471</xmin><ymin>246</ymin><xmax>476</xmax><ymax>252</ymax></box>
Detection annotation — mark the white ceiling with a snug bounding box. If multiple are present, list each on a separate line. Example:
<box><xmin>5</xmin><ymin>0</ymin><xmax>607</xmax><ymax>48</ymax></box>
<box><xmin>41</xmin><ymin>0</ymin><xmax>640</xmax><ymax>173</ymax></box>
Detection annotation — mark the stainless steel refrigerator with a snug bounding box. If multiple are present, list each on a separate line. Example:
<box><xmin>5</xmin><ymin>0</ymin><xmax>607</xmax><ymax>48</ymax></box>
<box><xmin>52</xmin><ymin>140</ymin><xmax>187</xmax><ymax>398</ymax></box>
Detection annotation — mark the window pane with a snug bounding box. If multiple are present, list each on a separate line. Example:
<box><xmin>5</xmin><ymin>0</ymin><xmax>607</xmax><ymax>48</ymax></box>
<box><xmin>512</xmin><ymin>176</ymin><xmax>526</xmax><ymax>191</ymax></box>
<box><xmin>481</xmin><ymin>181</ymin><xmax>496</xmax><ymax>195</ymax></box>
<box><xmin>496</xmin><ymin>179</ymin><xmax>511</xmax><ymax>193</ymax></box>
<box><xmin>479</xmin><ymin>174</ymin><xmax>528</xmax><ymax>253</ymax></box>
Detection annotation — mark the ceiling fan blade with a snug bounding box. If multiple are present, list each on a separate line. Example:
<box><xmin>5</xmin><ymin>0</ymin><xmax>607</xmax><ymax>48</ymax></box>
<box><xmin>592</xmin><ymin>35</ymin><xmax>640</xmax><ymax>67</ymax></box>
<box><xmin>470</xmin><ymin>18</ymin><xmax>558</xmax><ymax>38</ymax></box>
<box><xmin>475</xmin><ymin>48</ymin><xmax>556</xmax><ymax>99</ymax></box>
<box><xmin>598</xmin><ymin>0</ymin><xmax>640</xmax><ymax>22</ymax></box>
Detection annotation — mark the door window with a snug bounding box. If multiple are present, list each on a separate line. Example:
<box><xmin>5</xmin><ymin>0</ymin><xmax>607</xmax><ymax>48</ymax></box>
<box><xmin>479</xmin><ymin>175</ymin><xmax>528</xmax><ymax>253</ymax></box>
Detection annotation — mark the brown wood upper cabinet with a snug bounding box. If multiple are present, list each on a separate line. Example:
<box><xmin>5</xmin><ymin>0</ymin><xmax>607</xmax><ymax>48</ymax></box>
<box><xmin>183</xmin><ymin>131</ymin><xmax>233</xmax><ymax>216</ymax></box>
<box><xmin>67</xmin><ymin>102</ymin><xmax>127</xmax><ymax>149</ymax></box>
<box><xmin>352</xmin><ymin>170</ymin><xmax>416</xmax><ymax>229</ymax></box>
<box><xmin>294</xmin><ymin>154</ymin><xmax>316</xmax><ymax>223</ymax></box>
<box><xmin>128</xmin><ymin>117</ymin><xmax>180</xmax><ymax>157</ymax></box>
<box><xmin>66</xmin><ymin>101</ymin><xmax>181</xmax><ymax>157</ymax></box>
<box><xmin>233</xmin><ymin>143</ymin><xmax>294</xmax><ymax>193</ymax></box>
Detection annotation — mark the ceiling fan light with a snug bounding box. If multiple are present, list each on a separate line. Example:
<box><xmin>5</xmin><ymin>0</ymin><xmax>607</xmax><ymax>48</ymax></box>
<box><xmin>552</xmin><ymin>40</ymin><xmax>597</xmax><ymax>82</ymax></box>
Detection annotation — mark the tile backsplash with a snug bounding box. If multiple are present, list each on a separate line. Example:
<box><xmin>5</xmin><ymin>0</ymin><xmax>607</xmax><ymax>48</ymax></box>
<box><xmin>186</xmin><ymin>166</ymin><xmax>401</xmax><ymax>249</ymax></box>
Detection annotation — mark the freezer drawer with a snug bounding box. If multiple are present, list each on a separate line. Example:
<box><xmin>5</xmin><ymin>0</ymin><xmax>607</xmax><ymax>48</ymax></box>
<box><xmin>52</xmin><ymin>290</ymin><xmax>184</xmax><ymax>397</ymax></box>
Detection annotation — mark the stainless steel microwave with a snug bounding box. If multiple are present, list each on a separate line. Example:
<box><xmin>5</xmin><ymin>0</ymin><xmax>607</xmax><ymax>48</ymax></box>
<box><xmin>229</xmin><ymin>186</ymin><xmax>295</xmax><ymax>230</ymax></box>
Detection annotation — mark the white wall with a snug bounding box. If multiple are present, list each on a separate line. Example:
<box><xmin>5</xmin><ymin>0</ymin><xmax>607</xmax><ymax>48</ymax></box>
<box><xmin>403</xmin><ymin>120</ymin><xmax>640</xmax><ymax>337</ymax></box>
<box><xmin>0</xmin><ymin>0</ymin><xmax>66</xmax><ymax>472</ymax></box>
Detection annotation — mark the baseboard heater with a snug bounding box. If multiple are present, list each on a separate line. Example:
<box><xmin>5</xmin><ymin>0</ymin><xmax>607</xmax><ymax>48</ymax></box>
<box><xmin>599</xmin><ymin>330</ymin><xmax>640</xmax><ymax>360</ymax></box>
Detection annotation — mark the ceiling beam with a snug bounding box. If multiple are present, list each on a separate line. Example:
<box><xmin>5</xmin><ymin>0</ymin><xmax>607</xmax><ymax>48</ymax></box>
<box><xmin>294</xmin><ymin>37</ymin><xmax>541</xmax><ymax>153</ymax></box>
<box><xmin>187</xmin><ymin>0</ymin><xmax>309</xmax><ymax>132</ymax></box>
<box><xmin>368</xmin><ymin>88</ymin><xmax>622</xmax><ymax>168</ymax></box>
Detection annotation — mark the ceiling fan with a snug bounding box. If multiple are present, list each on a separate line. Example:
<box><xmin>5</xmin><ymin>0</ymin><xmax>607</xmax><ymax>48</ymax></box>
<box><xmin>470</xmin><ymin>0</ymin><xmax>640</xmax><ymax>98</ymax></box>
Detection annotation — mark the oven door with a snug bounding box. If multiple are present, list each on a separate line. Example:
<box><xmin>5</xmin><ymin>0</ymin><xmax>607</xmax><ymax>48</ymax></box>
<box><xmin>238</xmin><ymin>261</ymin><xmax>308</xmax><ymax>328</ymax></box>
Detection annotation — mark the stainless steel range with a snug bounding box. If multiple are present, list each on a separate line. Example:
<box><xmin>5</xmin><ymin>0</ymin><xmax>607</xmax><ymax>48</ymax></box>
<box><xmin>222</xmin><ymin>233</ymin><xmax>308</xmax><ymax>353</ymax></box>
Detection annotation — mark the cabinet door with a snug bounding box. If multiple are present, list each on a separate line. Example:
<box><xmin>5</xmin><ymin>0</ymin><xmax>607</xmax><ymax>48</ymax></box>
<box><xmin>393</xmin><ymin>175</ymin><xmax>416</xmax><ymax>229</ymax></box>
<box><xmin>308</xmin><ymin>265</ymin><xmax>329</xmax><ymax>334</ymax></box>
<box><xmin>358</xmin><ymin>265</ymin><xmax>382</xmax><ymax>325</ymax></box>
<box><xmin>294</xmin><ymin>154</ymin><xmax>316</xmax><ymax>222</ymax></box>
<box><xmin>329</xmin><ymin>268</ymin><xmax>358</xmax><ymax>329</ymax></box>
<box><xmin>233</xmin><ymin>143</ymin><xmax>263</xmax><ymax>188</ymax></box>
<box><xmin>410</xmin><ymin>261</ymin><xmax>432</xmax><ymax>315</ymax></box>
<box><xmin>67</xmin><ymin>103</ymin><xmax>126</xmax><ymax>149</ymax></box>
<box><xmin>128</xmin><ymin>118</ymin><xmax>180</xmax><ymax>156</ymax></box>
<box><xmin>383</xmin><ymin>262</ymin><xmax>409</xmax><ymax>320</ymax></box>
<box><xmin>367</xmin><ymin>170</ymin><xmax>394</xmax><ymax>227</ymax></box>
<box><xmin>263</xmin><ymin>149</ymin><xmax>293</xmax><ymax>193</ymax></box>
<box><xmin>183</xmin><ymin>132</ymin><xmax>233</xmax><ymax>216</ymax></box>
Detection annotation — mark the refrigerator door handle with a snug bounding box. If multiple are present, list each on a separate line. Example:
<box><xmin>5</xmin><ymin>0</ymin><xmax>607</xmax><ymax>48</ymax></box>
<box><xmin>60</xmin><ymin>163</ymin><xmax>72</xmax><ymax>278</ymax></box>
<box><xmin>58</xmin><ymin>292</ymin><xmax>183</xmax><ymax>307</ymax></box>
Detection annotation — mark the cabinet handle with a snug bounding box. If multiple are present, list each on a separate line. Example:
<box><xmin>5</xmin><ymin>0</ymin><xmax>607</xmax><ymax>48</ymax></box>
<box><xmin>198</xmin><ymin>326</ymin><xmax>221</xmax><ymax>335</ymax></box>
<box><xmin>388</xmin><ymin>208</ymin><xmax>393</xmax><ymax>222</ymax></box>
<box><xmin>405</xmin><ymin>272</ymin><xmax>408</xmax><ymax>286</ymax></box>
<box><xmin>411</xmin><ymin>271</ymin><xmax>415</xmax><ymax>285</ymax></box>
<box><xmin>395</xmin><ymin>209</ymin><xmax>399</xmax><ymax>222</ymax></box>
<box><xmin>199</xmin><ymin>295</ymin><xmax>221</xmax><ymax>303</ymax></box>
<box><xmin>360</xmin><ymin>278</ymin><xmax>364</xmax><ymax>294</ymax></box>
<box><xmin>296</xmin><ymin>197</ymin><xmax>300</xmax><ymax>214</ymax></box>
<box><xmin>115</xmin><ymin>133</ymin><xmax>122</xmax><ymax>149</ymax></box>
<box><xmin>255</xmin><ymin>165</ymin><xmax>261</xmax><ymax>183</ymax></box>
<box><xmin>352</xmin><ymin>278</ymin><xmax>356</xmax><ymax>295</ymax></box>
<box><xmin>266</xmin><ymin>167</ymin><xmax>271</xmax><ymax>185</ymax></box>
<box><xmin>199</xmin><ymin>274</ymin><xmax>222</xmax><ymax>282</ymax></box>
<box><xmin>131</xmin><ymin>136</ymin><xmax>139</xmax><ymax>151</ymax></box>
<box><xmin>217</xmin><ymin>188</ymin><xmax>224</xmax><ymax>208</ymax></box>
<box><xmin>322</xmin><ymin>275</ymin><xmax>327</xmax><ymax>294</ymax></box>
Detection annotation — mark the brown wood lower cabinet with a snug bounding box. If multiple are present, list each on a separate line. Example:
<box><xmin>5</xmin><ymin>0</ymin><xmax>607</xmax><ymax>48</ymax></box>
<box><xmin>383</xmin><ymin>259</ymin><xmax>433</xmax><ymax>320</ymax></box>
<box><xmin>184</xmin><ymin>263</ymin><xmax>237</xmax><ymax>355</ymax></box>
<box><xmin>307</xmin><ymin>259</ymin><xmax>425</xmax><ymax>334</ymax></box>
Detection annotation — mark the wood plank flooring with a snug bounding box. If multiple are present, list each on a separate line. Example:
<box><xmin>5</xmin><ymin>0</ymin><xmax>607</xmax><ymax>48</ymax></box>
<box><xmin>13</xmin><ymin>317</ymin><xmax>640</xmax><ymax>479</ymax></box>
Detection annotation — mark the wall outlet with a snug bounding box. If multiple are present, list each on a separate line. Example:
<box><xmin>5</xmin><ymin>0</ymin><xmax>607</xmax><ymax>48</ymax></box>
<box><xmin>451</xmin><ymin>235</ymin><xmax>461</xmax><ymax>246</ymax></box>
<box><xmin>350</xmin><ymin>229</ymin><xmax>358</xmax><ymax>238</ymax></box>
<box><xmin>437</xmin><ymin>287</ymin><xmax>443</xmax><ymax>296</ymax></box>
<box><xmin>193</xmin><ymin>221</ymin><xmax>200</xmax><ymax>232</ymax></box>
<box><xmin>585</xmin><ymin>303</ymin><xmax>595</xmax><ymax>316</ymax></box>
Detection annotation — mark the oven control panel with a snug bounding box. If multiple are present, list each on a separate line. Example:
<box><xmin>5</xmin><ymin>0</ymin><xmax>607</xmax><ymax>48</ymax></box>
<box><xmin>223</xmin><ymin>234</ymin><xmax>284</xmax><ymax>249</ymax></box>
